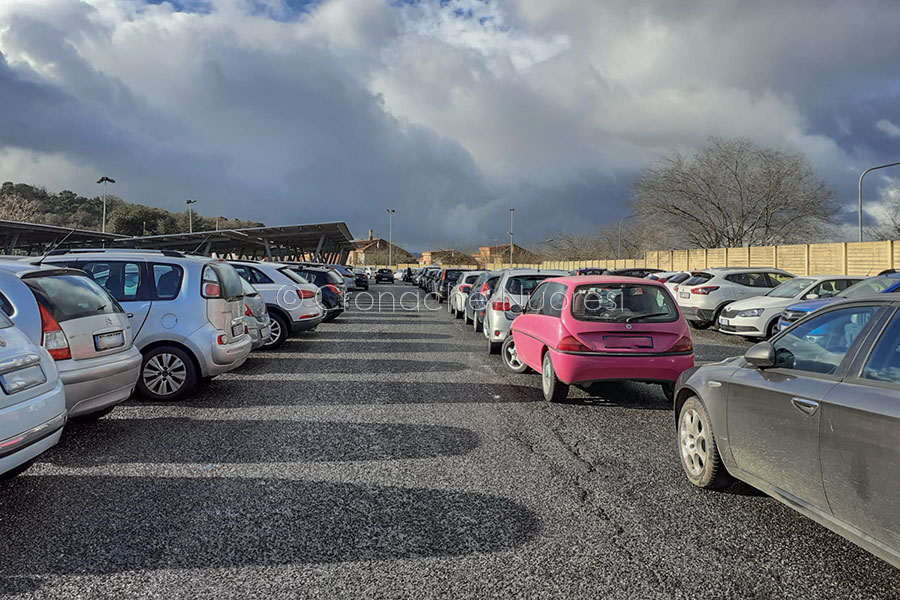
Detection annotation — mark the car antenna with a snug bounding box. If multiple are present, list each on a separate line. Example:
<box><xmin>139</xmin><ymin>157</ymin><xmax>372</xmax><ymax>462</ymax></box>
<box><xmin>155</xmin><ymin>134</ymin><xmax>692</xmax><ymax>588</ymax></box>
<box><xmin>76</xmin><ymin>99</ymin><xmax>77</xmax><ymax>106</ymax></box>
<box><xmin>31</xmin><ymin>228</ymin><xmax>76</xmax><ymax>266</ymax></box>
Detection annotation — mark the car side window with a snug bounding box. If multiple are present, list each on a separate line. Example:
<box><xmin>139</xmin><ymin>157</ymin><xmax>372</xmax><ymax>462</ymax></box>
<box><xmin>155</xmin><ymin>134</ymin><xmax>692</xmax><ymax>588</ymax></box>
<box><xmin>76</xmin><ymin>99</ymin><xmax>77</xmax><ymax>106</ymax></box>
<box><xmin>766</xmin><ymin>272</ymin><xmax>793</xmax><ymax>286</ymax></box>
<box><xmin>0</xmin><ymin>291</ymin><xmax>13</xmax><ymax>316</ymax></box>
<box><xmin>80</xmin><ymin>261</ymin><xmax>142</xmax><ymax>301</ymax></box>
<box><xmin>152</xmin><ymin>263</ymin><xmax>184</xmax><ymax>300</ymax></box>
<box><xmin>526</xmin><ymin>283</ymin><xmax>546</xmax><ymax>313</ymax></box>
<box><xmin>810</xmin><ymin>280</ymin><xmax>840</xmax><ymax>298</ymax></box>
<box><xmin>540</xmin><ymin>282</ymin><xmax>567</xmax><ymax>317</ymax></box>
<box><xmin>773</xmin><ymin>305</ymin><xmax>880</xmax><ymax>375</ymax></box>
<box><xmin>860</xmin><ymin>312</ymin><xmax>900</xmax><ymax>385</ymax></box>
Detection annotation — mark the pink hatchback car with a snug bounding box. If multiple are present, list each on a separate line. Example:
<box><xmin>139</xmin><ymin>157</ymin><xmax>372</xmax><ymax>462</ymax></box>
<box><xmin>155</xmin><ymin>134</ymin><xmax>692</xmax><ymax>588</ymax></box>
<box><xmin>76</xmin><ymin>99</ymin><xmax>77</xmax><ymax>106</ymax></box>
<box><xmin>504</xmin><ymin>276</ymin><xmax>694</xmax><ymax>401</ymax></box>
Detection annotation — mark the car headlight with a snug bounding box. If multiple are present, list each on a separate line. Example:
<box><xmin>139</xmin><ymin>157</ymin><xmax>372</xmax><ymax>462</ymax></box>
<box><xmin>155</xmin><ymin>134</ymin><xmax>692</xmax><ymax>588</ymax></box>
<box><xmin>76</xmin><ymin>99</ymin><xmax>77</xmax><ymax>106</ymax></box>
<box><xmin>737</xmin><ymin>308</ymin><xmax>764</xmax><ymax>317</ymax></box>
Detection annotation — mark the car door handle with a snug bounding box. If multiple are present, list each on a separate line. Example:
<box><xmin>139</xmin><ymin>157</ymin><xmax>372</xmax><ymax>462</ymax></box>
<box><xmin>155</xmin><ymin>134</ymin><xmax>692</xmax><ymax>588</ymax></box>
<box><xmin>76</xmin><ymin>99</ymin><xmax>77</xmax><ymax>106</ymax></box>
<box><xmin>126</xmin><ymin>313</ymin><xmax>134</xmax><ymax>318</ymax></box>
<box><xmin>791</xmin><ymin>397</ymin><xmax>819</xmax><ymax>416</ymax></box>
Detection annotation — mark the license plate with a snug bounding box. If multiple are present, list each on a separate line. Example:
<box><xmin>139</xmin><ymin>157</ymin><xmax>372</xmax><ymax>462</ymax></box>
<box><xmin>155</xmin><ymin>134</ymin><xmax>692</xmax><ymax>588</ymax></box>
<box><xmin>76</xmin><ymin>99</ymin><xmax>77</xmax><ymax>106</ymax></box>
<box><xmin>719</xmin><ymin>318</ymin><xmax>730</xmax><ymax>326</ymax></box>
<box><xmin>94</xmin><ymin>331</ymin><xmax>125</xmax><ymax>351</ymax></box>
<box><xmin>679</xmin><ymin>292</ymin><xmax>690</xmax><ymax>299</ymax></box>
<box><xmin>0</xmin><ymin>364</ymin><xmax>47</xmax><ymax>394</ymax></box>
<box><xmin>232</xmin><ymin>323</ymin><xmax>244</xmax><ymax>337</ymax></box>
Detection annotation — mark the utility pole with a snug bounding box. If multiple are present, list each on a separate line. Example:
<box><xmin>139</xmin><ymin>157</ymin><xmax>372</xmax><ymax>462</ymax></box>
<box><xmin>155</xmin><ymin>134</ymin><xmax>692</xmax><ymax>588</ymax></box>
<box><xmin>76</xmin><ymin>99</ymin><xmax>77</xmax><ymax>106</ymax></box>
<box><xmin>386</xmin><ymin>208</ymin><xmax>396</xmax><ymax>267</ymax></box>
<box><xmin>858</xmin><ymin>161</ymin><xmax>900</xmax><ymax>242</ymax></box>
<box><xmin>186</xmin><ymin>199</ymin><xmax>198</xmax><ymax>233</ymax></box>
<box><xmin>96</xmin><ymin>176</ymin><xmax>115</xmax><ymax>233</ymax></box>
<box><xmin>508</xmin><ymin>208</ymin><xmax>515</xmax><ymax>268</ymax></box>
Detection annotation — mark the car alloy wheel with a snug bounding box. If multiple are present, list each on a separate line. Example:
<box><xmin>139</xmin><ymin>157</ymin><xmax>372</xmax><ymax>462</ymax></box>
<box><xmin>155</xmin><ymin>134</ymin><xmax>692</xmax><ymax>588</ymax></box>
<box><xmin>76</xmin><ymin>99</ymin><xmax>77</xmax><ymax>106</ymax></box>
<box><xmin>541</xmin><ymin>352</ymin><xmax>569</xmax><ymax>402</ymax></box>
<box><xmin>143</xmin><ymin>352</ymin><xmax>187</xmax><ymax>397</ymax></box>
<box><xmin>502</xmin><ymin>337</ymin><xmax>527</xmax><ymax>373</ymax></box>
<box><xmin>679</xmin><ymin>407</ymin><xmax>708</xmax><ymax>478</ymax></box>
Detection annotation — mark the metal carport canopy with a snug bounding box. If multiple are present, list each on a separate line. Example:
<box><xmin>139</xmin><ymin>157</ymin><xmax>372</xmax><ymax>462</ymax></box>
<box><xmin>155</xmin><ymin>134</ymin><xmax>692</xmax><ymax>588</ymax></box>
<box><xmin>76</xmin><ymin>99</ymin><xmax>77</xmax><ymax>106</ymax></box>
<box><xmin>112</xmin><ymin>222</ymin><xmax>355</xmax><ymax>261</ymax></box>
<box><xmin>0</xmin><ymin>219</ymin><xmax>124</xmax><ymax>254</ymax></box>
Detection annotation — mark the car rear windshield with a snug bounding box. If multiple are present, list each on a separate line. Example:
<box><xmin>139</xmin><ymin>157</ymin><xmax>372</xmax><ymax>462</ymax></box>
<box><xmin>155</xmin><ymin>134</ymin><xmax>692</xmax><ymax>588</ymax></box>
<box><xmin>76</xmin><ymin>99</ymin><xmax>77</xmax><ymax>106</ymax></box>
<box><xmin>444</xmin><ymin>270</ymin><xmax>466</xmax><ymax>282</ymax></box>
<box><xmin>239</xmin><ymin>278</ymin><xmax>258</xmax><ymax>296</ymax></box>
<box><xmin>326</xmin><ymin>270</ymin><xmax>344</xmax><ymax>285</ymax></box>
<box><xmin>840</xmin><ymin>276</ymin><xmax>897</xmax><ymax>298</ymax></box>
<box><xmin>682</xmin><ymin>272</ymin><xmax>713</xmax><ymax>286</ymax></box>
<box><xmin>505</xmin><ymin>275</ymin><xmax>553</xmax><ymax>295</ymax></box>
<box><xmin>571</xmin><ymin>283</ymin><xmax>678</xmax><ymax>323</ymax></box>
<box><xmin>25</xmin><ymin>274</ymin><xmax>122</xmax><ymax>323</ymax></box>
<box><xmin>668</xmin><ymin>272</ymin><xmax>690</xmax><ymax>284</ymax></box>
<box><xmin>208</xmin><ymin>262</ymin><xmax>244</xmax><ymax>301</ymax></box>
<box><xmin>767</xmin><ymin>277</ymin><xmax>816</xmax><ymax>298</ymax></box>
<box><xmin>279</xmin><ymin>268</ymin><xmax>309</xmax><ymax>284</ymax></box>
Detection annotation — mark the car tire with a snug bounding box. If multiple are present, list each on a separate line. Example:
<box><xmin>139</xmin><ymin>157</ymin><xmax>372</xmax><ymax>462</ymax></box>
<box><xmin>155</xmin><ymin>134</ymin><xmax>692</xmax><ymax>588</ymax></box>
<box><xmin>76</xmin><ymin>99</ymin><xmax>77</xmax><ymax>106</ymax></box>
<box><xmin>660</xmin><ymin>382</ymin><xmax>675</xmax><ymax>402</ymax></box>
<box><xmin>677</xmin><ymin>396</ymin><xmax>733</xmax><ymax>490</ymax></box>
<box><xmin>137</xmin><ymin>345</ymin><xmax>198</xmax><ymax>402</ymax></box>
<box><xmin>455</xmin><ymin>307</ymin><xmax>464</xmax><ymax>320</ymax></box>
<box><xmin>0</xmin><ymin>460</ymin><xmax>34</xmax><ymax>481</ymax></box>
<box><xmin>765</xmin><ymin>319</ymin><xmax>779</xmax><ymax>339</ymax></box>
<box><xmin>488</xmin><ymin>334</ymin><xmax>501</xmax><ymax>354</ymax></box>
<box><xmin>70</xmin><ymin>405</ymin><xmax>116</xmax><ymax>423</ymax></box>
<box><xmin>473</xmin><ymin>316</ymin><xmax>483</xmax><ymax>333</ymax></box>
<box><xmin>688</xmin><ymin>320</ymin><xmax>711</xmax><ymax>330</ymax></box>
<box><xmin>501</xmin><ymin>336</ymin><xmax>528</xmax><ymax>373</ymax></box>
<box><xmin>264</xmin><ymin>312</ymin><xmax>289</xmax><ymax>350</ymax></box>
<box><xmin>541</xmin><ymin>352</ymin><xmax>569</xmax><ymax>402</ymax></box>
<box><xmin>464</xmin><ymin>310</ymin><xmax>473</xmax><ymax>325</ymax></box>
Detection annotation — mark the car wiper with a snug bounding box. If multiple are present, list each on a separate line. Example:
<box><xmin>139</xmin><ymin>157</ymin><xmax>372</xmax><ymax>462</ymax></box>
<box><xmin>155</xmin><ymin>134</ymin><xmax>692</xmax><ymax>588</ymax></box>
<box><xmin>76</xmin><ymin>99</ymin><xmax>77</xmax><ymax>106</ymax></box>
<box><xmin>625</xmin><ymin>312</ymin><xmax>670</xmax><ymax>323</ymax></box>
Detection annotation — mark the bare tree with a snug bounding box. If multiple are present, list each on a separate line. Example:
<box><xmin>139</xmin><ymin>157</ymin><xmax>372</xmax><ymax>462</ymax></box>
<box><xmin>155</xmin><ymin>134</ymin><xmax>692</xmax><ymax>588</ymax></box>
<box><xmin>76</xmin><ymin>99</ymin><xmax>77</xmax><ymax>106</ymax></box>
<box><xmin>631</xmin><ymin>137</ymin><xmax>838</xmax><ymax>248</ymax></box>
<box><xmin>868</xmin><ymin>186</ymin><xmax>900</xmax><ymax>240</ymax></box>
<box><xmin>0</xmin><ymin>193</ymin><xmax>42</xmax><ymax>222</ymax></box>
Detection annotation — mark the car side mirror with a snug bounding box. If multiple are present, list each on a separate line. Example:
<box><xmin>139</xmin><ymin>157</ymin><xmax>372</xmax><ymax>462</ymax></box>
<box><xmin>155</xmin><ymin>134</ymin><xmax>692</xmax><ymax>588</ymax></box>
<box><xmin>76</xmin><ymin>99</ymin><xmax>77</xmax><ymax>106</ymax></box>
<box><xmin>744</xmin><ymin>341</ymin><xmax>775</xmax><ymax>368</ymax></box>
<box><xmin>804</xmin><ymin>293</ymin><xmax>819</xmax><ymax>300</ymax></box>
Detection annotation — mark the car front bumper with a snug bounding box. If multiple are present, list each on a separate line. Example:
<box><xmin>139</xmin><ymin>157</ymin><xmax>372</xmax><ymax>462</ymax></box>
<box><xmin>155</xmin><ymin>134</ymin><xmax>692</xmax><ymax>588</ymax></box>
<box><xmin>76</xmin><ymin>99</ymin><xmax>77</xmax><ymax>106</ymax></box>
<box><xmin>716</xmin><ymin>314</ymin><xmax>765</xmax><ymax>337</ymax></box>
<box><xmin>57</xmin><ymin>346</ymin><xmax>142</xmax><ymax>417</ymax></box>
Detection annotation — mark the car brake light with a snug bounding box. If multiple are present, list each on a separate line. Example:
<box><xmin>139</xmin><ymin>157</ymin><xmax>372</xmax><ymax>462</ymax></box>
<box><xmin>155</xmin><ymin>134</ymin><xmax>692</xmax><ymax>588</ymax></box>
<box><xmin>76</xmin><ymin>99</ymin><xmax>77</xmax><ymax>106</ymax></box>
<box><xmin>460</xmin><ymin>284</ymin><xmax>471</xmax><ymax>292</ymax></box>
<box><xmin>669</xmin><ymin>335</ymin><xmax>693</xmax><ymax>352</ymax></box>
<box><xmin>691</xmin><ymin>286</ymin><xmax>720</xmax><ymax>295</ymax></box>
<box><xmin>244</xmin><ymin>324</ymin><xmax>250</xmax><ymax>335</ymax></box>
<box><xmin>204</xmin><ymin>282</ymin><xmax>220</xmax><ymax>297</ymax></box>
<box><xmin>325</xmin><ymin>284</ymin><xmax>341</xmax><ymax>295</ymax></box>
<box><xmin>244</xmin><ymin>304</ymin><xmax>253</xmax><ymax>316</ymax></box>
<box><xmin>557</xmin><ymin>335</ymin><xmax>591</xmax><ymax>352</ymax></box>
<box><xmin>492</xmin><ymin>300</ymin><xmax>512</xmax><ymax>311</ymax></box>
<box><xmin>217</xmin><ymin>334</ymin><xmax>227</xmax><ymax>345</ymax></box>
<box><xmin>39</xmin><ymin>304</ymin><xmax>71</xmax><ymax>360</ymax></box>
<box><xmin>297</xmin><ymin>288</ymin><xmax>316</xmax><ymax>299</ymax></box>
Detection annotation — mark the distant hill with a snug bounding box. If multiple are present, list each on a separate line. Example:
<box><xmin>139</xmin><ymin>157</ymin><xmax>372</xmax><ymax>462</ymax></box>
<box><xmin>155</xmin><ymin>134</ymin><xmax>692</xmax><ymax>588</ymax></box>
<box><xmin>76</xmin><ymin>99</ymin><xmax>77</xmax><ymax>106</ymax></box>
<box><xmin>0</xmin><ymin>182</ymin><xmax>263</xmax><ymax>236</ymax></box>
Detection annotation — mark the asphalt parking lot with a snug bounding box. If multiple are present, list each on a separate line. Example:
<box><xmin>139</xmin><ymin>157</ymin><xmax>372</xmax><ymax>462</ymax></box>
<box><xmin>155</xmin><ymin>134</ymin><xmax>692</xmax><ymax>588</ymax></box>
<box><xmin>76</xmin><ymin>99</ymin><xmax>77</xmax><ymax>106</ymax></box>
<box><xmin>1</xmin><ymin>283</ymin><xmax>898</xmax><ymax>599</ymax></box>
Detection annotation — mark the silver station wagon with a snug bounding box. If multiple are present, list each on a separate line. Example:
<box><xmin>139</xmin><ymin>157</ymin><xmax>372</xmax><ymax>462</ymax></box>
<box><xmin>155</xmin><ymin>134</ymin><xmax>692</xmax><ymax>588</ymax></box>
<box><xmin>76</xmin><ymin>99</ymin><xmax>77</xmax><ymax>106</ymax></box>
<box><xmin>674</xmin><ymin>294</ymin><xmax>900</xmax><ymax>568</ymax></box>
<box><xmin>44</xmin><ymin>250</ymin><xmax>251</xmax><ymax>401</ymax></box>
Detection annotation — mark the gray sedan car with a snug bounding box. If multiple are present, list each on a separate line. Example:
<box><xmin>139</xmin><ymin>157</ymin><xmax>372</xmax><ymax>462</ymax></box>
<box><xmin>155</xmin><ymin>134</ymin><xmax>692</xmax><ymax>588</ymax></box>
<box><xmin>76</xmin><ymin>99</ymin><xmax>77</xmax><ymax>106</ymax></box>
<box><xmin>674</xmin><ymin>294</ymin><xmax>900</xmax><ymax>568</ymax></box>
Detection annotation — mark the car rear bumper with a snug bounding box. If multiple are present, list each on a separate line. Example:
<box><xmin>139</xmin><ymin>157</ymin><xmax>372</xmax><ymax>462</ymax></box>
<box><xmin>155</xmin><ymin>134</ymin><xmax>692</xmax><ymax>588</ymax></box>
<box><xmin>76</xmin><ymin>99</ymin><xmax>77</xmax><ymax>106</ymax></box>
<box><xmin>547</xmin><ymin>349</ymin><xmax>694</xmax><ymax>385</ymax></box>
<box><xmin>290</xmin><ymin>312</ymin><xmax>325</xmax><ymax>333</ymax></box>
<box><xmin>0</xmin><ymin>381</ymin><xmax>66</xmax><ymax>474</ymax></box>
<box><xmin>208</xmin><ymin>332</ymin><xmax>252</xmax><ymax>375</ymax></box>
<box><xmin>680</xmin><ymin>306</ymin><xmax>716</xmax><ymax>322</ymax></box>
<box><xmin>58</xmin><ymin>347</ymin><xmax>142</xmax><ymax>416</ymax></box>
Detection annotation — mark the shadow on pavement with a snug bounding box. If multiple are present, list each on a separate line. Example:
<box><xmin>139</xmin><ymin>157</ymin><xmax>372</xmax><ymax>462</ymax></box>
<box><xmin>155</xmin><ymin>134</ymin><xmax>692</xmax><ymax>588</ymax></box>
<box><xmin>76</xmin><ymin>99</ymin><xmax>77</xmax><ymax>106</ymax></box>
<box><xmin>560</xmin><ymin>381</ymin><xmax>672</xmax><ymax>411</ymax></box>
<box><xmin>240</xmin><ymin>358</ymin><xmax>467</xmax><ymax>374</ymax></box>
<box><xmin>0</xmin><ymin>476</ymin><xmax>541</xmax><ymax>577</ymax></box>
<box><xmin>48</xmin><ymin>418</ymin><xmax>479</xmax><ymax>465</ymax></box>
<box><xmin>298</xmin><ymin>331</ymin><xmax>455</xmax><ymax>340</ymax></box>
<box><xmin>132</xmin><ymin>380</ymin><xmax>538</xmax><ymax>408</ymax></box>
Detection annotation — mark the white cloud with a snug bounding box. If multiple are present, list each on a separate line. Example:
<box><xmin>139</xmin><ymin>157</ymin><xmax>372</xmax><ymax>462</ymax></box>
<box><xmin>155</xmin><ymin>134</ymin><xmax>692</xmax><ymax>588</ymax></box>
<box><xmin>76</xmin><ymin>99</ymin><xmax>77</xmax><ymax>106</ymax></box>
<box><xmin>876</xmin><ymin>119</ymin><xmax>900</xmax><ymax>138</ymax></box>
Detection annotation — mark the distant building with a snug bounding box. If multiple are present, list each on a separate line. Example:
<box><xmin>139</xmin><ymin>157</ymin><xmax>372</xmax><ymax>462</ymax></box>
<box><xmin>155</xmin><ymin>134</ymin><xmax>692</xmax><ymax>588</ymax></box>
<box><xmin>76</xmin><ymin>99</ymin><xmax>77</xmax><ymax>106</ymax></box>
<box><xmin>477</xmin><ymin>244</ymin><xmax>542</xmax><ymax>266</ymax></box>
<box><xmin>348</xmin><ymin>230</ymin><xmax>413</xmax><ymax>265</ymax></box>
<box><xmin>419</xmin><ymin>249</ymin><xmax>474</xmax><ymax>266</ymax></box>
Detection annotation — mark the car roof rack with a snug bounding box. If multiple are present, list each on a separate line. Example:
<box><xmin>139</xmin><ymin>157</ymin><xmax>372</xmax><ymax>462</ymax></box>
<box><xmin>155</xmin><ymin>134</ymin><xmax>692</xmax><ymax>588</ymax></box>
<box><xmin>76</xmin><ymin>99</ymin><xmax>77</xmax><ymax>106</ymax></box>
<box><xmin>45</xmin><ymin>248</ymin><xmax>186</xmax><ymax>257</ymax></box>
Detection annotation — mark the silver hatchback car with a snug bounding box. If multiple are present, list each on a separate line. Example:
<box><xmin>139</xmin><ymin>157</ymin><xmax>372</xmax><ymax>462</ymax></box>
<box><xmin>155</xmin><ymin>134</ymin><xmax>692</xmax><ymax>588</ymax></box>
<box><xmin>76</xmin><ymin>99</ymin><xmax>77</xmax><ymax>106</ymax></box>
<box><xmin>0</xmin><ymin>261</ymin><xmax>141</xmax><ymax>419</ymax></box>
<box><xmin>675</xmin><ymin>294</ymin><xmax>900</xmax><ymax>568</ymax></box>
<box><xmin>238</xmin><ymin>277</ymin><xmax>271</xmax><ymax>350</ymax></box>
<box><xmin>44</xmin><ymin>250</ymin><xmax>252</xmax><ymax>401</ymax></box>
<box><xmin>482</xmin><ymin>269</ymin><xmax>567</xmax><ymax>354</ymax></box>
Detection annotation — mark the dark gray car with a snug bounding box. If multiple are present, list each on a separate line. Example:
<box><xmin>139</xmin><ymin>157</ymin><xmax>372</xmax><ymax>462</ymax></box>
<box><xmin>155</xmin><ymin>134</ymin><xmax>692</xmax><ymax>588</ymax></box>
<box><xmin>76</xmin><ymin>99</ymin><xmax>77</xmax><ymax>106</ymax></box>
<box><xmin>674</xmin><ymin>294</ymin><xmax>900</xmax><ymax>568</ymax></box>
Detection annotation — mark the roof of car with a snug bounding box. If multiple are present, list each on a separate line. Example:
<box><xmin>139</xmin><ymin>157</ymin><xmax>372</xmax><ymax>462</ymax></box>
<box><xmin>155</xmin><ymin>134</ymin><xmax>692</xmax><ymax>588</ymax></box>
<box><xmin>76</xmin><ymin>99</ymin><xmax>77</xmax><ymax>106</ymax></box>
<box><xmin>544</xmin><ymin>275</ymin><xmax>668</xmax><ymax>287</ymax></box>
<box><xmin>42</xmin><ymin>249</ymin><xmax>215</xmax><ymax>263</ymax></box>
<box><xmin>0</xmin><ymin>259</ymin><xmax>86</xmax><ymax>276</ymax></box>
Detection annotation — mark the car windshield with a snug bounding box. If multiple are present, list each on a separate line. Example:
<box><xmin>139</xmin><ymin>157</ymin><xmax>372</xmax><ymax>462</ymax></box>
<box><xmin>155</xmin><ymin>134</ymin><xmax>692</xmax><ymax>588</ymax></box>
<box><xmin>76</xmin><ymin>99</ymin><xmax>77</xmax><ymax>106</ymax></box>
<box><xmin>571</xmin><ymin>283</ymin><xmax>678</xmax><ymax>323</ymax></box>
<box><xmin>506</xmin><ymin>275</ymin><xmax>553</xmax><ymax>295</ymax></box>
<box><xmin>767</xmin><ymin>277</ymin><xmax>816</xmax><ymax>298</ymax></box>
<box><xmin>25</xmin><ymin>274</ymin><xmax>122</xmax><ymax>322</ymax></box>
<box><xmin>840</xmin><ymin>276</ymin><xmax>896</xmax><ymax>298</ymax></box>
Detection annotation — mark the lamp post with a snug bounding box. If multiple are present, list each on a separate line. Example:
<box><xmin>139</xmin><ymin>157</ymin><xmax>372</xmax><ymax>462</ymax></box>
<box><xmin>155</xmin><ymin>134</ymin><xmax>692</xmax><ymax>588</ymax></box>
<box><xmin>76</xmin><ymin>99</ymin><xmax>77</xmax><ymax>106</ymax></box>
<box><xmin>186</xmin><ymin>199</ymin><xmax>198</xmax><ymax>233</ymax></box>
<box><xmin>96</xmin><ymin>176</ymin><xmax>115</xmax><ymax>233</ymax></box>
<box><xmin>858</xmin><ymin>161</ymin><xmax>900</xmax><ymax>242</ymax></box>
<box><xmin>617</xmin><ymin>214</ymin><xmax>636</xmax><ymax>259</ymax></box>
<box><xmin>386</xmin><ymin>208</ymin><xmax>396</xmax><ymax>267</ymax></box>
<box><xmin>508</xmin><ymin>208</ymin><xmax>515</xmax><ymax>268</ymax></box>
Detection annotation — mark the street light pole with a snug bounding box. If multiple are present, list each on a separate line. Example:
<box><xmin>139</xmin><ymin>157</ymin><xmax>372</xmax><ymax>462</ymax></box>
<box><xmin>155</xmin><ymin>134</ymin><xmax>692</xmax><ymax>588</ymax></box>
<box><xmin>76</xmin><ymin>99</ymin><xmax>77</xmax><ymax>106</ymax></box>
<box><xmin>386</xmin><ymin>209</ymin><xmax>396</xmax><ymax>267</ymax></box>
<box><xmin>508</xmin><ymin>208</ymin><xmax>515</xmax><ymax>268</ymax></box>
<box><xmin>858</xmin><ymin>161</ymin><xmax>900</xmax><ymax>242</ymax></box>
<box><xmin>186</xmin><ymin>199</ymin><xmax>198</xmax><ymax>233</ymax></box>
<box><xmin>617</xmin><ymin>214</ymin><xmax>636</xmax><ymax>259</ymax></box>
<box><xmin>96</xmin><ymin>176</ymin><xmax>115</xmax><ymax>233</ymax></box>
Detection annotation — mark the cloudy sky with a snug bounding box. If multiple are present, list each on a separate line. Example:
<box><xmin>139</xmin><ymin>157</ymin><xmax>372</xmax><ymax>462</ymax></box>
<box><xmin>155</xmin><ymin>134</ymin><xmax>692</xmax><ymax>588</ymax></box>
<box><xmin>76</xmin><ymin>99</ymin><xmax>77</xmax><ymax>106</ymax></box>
<box><xmin>2</xmin><ymin>0</ymin><xmax>900</xmax><ymax>250</ymax></box>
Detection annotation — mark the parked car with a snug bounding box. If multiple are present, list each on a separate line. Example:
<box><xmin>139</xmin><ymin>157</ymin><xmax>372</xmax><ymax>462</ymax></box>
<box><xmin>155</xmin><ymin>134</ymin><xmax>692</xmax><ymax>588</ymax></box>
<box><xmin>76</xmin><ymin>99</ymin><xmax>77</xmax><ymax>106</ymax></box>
<box><xmin>435</xmin><ymin>268</ymin><xmax>471</xmax><ymax>303</ymax></box>
<box><xmin>419</xmin><ymin>267</ymin><xmax>440</xmax><ymax>290</ymax></box>
<box><xmin>464</xmin><ymin>271</ymin><xmax>503</xmax><ymax>332</ymax></box>
<box><xmin>571</xmin><ymin>267</ymin><xmax>608</xmax><ymax>276</ymax></box>
<box><xmin>364</xmin><ymin>267</ymin><xmax>376</xmax><ymax>279</ymax></box>
<box><xmin>448</xmin><ymin>271</ymin><xmax>486</xmax><ymax>318</ymax></box>
<box><xmin>237</xmin><ymin>276</ymin><xmax>271</xmax><ymax>350</ymax></box>
<box><xmin>43</xmin><ymin>250</ymin><xmax>251</xmax><ymax>401</ymax></box>
<box><xmin>505</xmin><ymin>276</ymin><xmax>693</xmax><ymax>401</ymax></box>
<box><xmin>610</xmin><ymin>267</ymin><xmax>665</xmax><ymax>279</ymax></box>
<box><xmin>375</xmin><ymin>268</ymin><xmax>395</xmax><ymax>284</ymax></box>
<box><xmin>482</xmin><ymin>269</ymin><xmax>567</xmax><ymax>354</ymax></box>
<box><xmin>284</xmin><ymin>265</ymin><xmax>345</xmax><ymax>322</ymax></box>
<box><xmin>230</xmin><ymin>260</ymin><xmax>324</xmax><ymax>348</ymax></box>
<box><xmin>675</xmin><ymin>267</ymin><xmax>795</xmax><ymax>329</ymax></box>
<box><xmin>0</xmin><ymin>311</ymin><xmax>67</xmax><ymax>480</ymax></box>
<box><xmin>674</xmin><ymin>293</ymin><xmax>900</xmax><ymax>569</ymax></box>
<box><xmin>778</xmin><ymin>273</ymin><xmax>900</xmax><ymax>331</ymax></box>
<box><xmin>354</xmin><ymin>270</ymin><xmax>369</xmax><ymax>291</ymax></box>
<box><xmin>717</xmin><ymin>275</ymin><xmax>862</xmax><ymax>339</ymax></box>
<box><xmin>660</xmin><ymin>271</ymin><xmax>691</xmax><ymax>296</ymax></box>
<box><xmin>646</xmin><ymin>270</ymin><xmax>682</xmax><ymax>283</ymax></box>
<box><xmin>326</xmin><ymin>264</ymin><xmax>357</xmax><ymax>291</ymax></box>
<box><xmin>0</xmin><ymin>260</ymin><xmax>142</xmax><ymax>418</ymax></box>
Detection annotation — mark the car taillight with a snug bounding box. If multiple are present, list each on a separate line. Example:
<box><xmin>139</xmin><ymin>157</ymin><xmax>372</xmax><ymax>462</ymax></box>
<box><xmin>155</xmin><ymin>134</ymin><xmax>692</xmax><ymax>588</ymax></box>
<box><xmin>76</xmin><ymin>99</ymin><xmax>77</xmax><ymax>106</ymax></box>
<box><xmin>325</xmin><ymin>284</ymin><xmax>341</xmax><ymax>295</ymax></box>
<box><xmin>297</xmin><ymin>288</ymin><xmax>316</xmax><ymax>299</ymax></box>
<box><xmin>39</xmin><ymin>304</ymin><xmax>71</xmax><ymax>360</ymax></box>
<box><xmin>244</xmin><ymin>304</ymin><xmax>253</xmax><ymax>316</ymax></box>
<box><xmin>492</xmin><ymin>300</ymin><xmax>512</xmax><ymax>312</ymax></box>
<box><xmin>480</xmin><ymin>282</ymin><xmax>490</xmax><ymax>293</ymax></box>
<box><xmin>557</xmin><ymin>335</ymin><xmax>591</xmax><ymax>353</ymax></box>
<box><xmin>460</xmin><ymin>284</ymin><xmax>471</xmax><ymax>292</ymax></box>
<box><xmin>217</xmin><ymin>334</ymin><xmax>227</xmax><ymax>345</ymax></box>
<box><xmin>204</xmin><ymin>282</ymin><xmax>220</xmax><ymax>297</ymax></box>
<box><xmin>691</xmin><ymin>286</ymin><xmax>720</xmax><ymax>295</ymax></box>
<box><xmin>244</xmin><ymin>324</ymin><xmax>250</xmax><ymax>335</ymax></box>
<box><xmin>669</xmin><ymin>335</ymin><xmax>693</xmax><ymax>352</ymax></box>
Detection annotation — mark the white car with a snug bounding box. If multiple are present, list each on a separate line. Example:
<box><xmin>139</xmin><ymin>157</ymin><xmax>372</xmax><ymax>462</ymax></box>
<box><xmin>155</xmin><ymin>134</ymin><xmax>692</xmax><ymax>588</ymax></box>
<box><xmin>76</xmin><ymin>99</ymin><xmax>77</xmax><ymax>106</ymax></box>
<box><xmin>0</xmin><ymin>311</ymin><xmax>66</xmax><ymax>480</ymax></box>
<box><xmin>650</xmin><ymin>271</ymin><xmax>690</xmax><ymax>296</ymax></box>
<box><xmin>675</xmin><ymin>267</ymin><xmax>795</xmax><ymax>329</ymax></box>
<box><xmin>716</xmin><ymin>275</ymin><xmax>863</xmax><ymax>339</ymax></box>
<box><xmin>448</xmin><ymin>271</ymin><xmax>486</xmax><ymax>318</ymax></box>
